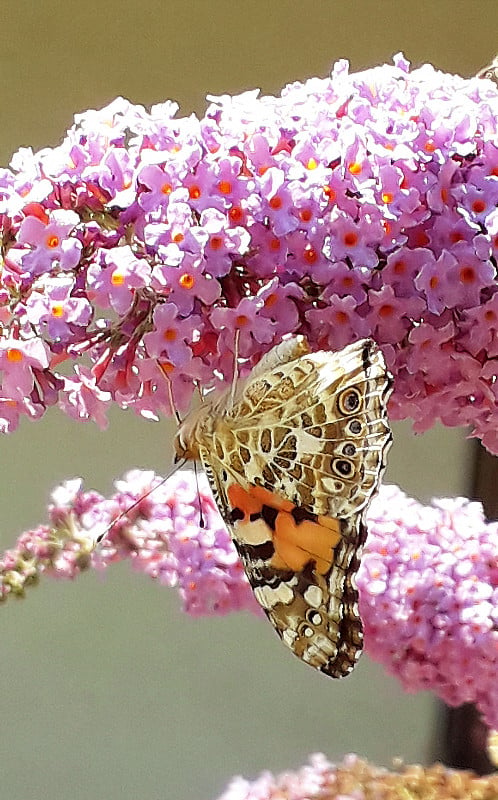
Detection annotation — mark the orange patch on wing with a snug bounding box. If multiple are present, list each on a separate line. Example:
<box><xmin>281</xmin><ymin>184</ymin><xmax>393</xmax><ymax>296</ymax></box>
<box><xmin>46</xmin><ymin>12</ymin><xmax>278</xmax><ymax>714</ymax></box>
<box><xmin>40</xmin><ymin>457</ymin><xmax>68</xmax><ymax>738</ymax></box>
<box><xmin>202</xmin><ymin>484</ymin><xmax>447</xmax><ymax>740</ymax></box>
<box><xmin>227</xmin><ymin>482</ymin><xmax>293</xmax><ymax>517</ymax></box>
<box><xmin>272</xmin><ymin>511</ymin><xmax>341</xmax><ymax>575</ymax></box>
<box><xmin>227</xmin><ymin>482</ymin><xmax>341</xmax><ymax>575</ymax></box>
<box><xmin>250</xmin><ymin>484</ymin><xmax>294</xmax><ymax>512</ymax></box>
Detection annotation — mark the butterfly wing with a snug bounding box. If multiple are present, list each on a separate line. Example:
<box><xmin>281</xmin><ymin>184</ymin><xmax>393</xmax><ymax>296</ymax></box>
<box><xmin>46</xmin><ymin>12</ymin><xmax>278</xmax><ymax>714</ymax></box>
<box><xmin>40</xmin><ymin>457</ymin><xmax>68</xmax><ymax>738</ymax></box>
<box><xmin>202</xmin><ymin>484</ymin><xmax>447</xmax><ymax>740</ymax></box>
<box><xmin>212</xmin><ymin>337</ymin><xmax>392</xmax><ymax>519</ymax></box>
<box><xmin>198</xmin><ymin>460</ymin><xmax>367</xmax><ymax>677</ymax></box>
<box><xmin>182</xmin><ymin>337</ymin><xmax>392</xmax><ymax>678</ymax></box>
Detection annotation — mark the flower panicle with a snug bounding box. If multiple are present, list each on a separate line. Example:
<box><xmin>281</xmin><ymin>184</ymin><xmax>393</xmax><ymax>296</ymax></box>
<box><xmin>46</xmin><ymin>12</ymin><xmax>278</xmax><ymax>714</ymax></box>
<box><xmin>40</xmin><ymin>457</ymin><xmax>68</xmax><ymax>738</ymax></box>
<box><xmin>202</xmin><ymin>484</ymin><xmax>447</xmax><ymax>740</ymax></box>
<box><xmin>215</xmin><ymin>752</ymin><xmax>498</xmax><ymax>800</ymax></box>
<box><xmin>0</xmin><ymin>56</ymin><xmax>498</xmax><ymax>450</ymax></box>
<box><xmin>4</xmin><ymin>468</ymin><xmax>498</xmax><ymax>729</ymax></box>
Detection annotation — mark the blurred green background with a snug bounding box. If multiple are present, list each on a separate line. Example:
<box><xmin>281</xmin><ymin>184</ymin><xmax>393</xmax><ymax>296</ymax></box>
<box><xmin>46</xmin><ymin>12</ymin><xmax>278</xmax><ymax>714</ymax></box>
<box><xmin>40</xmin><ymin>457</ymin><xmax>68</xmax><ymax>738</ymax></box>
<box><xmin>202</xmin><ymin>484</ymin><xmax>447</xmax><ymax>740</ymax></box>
<box><xmin>0</xmin><ymin>1</ymin><xmax>492</xmax><ymax>798</ymax></box>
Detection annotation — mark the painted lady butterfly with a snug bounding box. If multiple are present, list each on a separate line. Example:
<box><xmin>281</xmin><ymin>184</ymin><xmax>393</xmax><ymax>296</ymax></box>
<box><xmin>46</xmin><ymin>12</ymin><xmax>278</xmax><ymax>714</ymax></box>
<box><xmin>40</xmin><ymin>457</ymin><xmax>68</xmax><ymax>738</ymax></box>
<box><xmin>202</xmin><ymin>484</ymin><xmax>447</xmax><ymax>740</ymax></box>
<box><xmin>174</xmin><ymin>336</ymin><xmax>392</xmax><ymax>678</ymax></box>
<box><xmin>477</xmin><ymin>54</ymin><xmax>498</xmax><ymax>84</ymax></box>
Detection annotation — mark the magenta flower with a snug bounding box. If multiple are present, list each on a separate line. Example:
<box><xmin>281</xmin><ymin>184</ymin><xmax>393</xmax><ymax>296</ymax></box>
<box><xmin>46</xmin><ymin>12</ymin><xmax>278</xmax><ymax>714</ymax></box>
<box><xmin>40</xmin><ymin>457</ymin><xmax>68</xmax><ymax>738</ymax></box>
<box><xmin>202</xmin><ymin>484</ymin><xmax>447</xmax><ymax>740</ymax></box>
<box><xmin>0</xmin><ymin>55</ymin><xmax>497</xmax><ymax>451</ymax></box>
<box><xmin>24</xmin><ymin>275</ymin><xmax>92</xmax><ymax>340</ymax></box>
<box><xmin>5</xmin><ymin>468</ymin><xmax>498</xmax><ymax>730</ymax></box>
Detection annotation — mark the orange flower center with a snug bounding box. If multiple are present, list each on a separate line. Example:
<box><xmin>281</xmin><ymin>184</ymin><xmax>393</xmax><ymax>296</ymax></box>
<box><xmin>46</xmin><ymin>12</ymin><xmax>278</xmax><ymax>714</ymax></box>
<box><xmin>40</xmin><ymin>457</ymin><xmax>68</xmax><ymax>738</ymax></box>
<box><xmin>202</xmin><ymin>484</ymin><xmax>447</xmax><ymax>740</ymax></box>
<box><xmin>46</xmin><ymin>235</ymin><xmax>59</xmax><ymax>249</ymax></box>
<box><xmin>51</xmin><ymin>303</ymin><xmax>64</xmax><ymax>317</ymax></box>
<box><xmin>6</xmin><ymin>348</ymin><xmax>23</xmax><ymax>362</ymax></box>
<box><xmin>179</xmin><ymin>273</ymin><xmax>195</xmax><ymax>290</ymax></box>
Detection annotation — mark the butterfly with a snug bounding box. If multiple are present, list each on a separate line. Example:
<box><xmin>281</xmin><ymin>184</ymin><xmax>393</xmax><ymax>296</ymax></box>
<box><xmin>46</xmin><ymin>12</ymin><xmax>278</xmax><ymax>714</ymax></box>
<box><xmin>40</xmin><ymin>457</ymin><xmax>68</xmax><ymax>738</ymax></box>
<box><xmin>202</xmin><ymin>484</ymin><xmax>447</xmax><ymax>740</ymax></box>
<box><xmin>174</xmin><ymin>336</ymin><xmax>393</xmax><ymax>678</ymax></box>
<box><xmin>476</xmin><ymin>54</ymin><xmax>498</xmax><ymax>84</ymax></box>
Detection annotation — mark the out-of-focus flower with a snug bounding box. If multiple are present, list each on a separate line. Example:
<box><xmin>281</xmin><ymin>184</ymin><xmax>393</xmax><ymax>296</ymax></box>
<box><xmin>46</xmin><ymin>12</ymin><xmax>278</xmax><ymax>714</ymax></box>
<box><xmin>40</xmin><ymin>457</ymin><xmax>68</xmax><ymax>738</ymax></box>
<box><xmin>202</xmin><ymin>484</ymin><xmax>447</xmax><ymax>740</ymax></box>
<box><xmin>215</xmin><ymin>752</ymin><xmax>498</xmax><ymax>799</ymax></box>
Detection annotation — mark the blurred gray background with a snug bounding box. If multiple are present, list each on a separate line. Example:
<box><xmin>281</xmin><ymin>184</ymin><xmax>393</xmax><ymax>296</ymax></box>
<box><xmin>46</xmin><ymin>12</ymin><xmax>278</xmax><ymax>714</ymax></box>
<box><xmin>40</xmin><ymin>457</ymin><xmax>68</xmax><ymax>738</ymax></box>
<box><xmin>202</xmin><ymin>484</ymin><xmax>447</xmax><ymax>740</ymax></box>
<box><xmin>0</xmin><ymin>1</ymin><xmax>492</xmax><ymax>798</ymax></box>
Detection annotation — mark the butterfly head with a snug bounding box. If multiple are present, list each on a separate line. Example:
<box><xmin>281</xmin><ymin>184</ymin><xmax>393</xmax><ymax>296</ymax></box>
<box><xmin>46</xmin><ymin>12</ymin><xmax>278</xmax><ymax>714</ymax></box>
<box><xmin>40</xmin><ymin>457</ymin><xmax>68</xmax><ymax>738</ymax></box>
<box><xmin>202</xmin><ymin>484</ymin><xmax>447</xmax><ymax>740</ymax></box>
<box><xmin>173</xmin><ymin>406</ymin><xmax>207</xmax><ymax>463</ymax></box>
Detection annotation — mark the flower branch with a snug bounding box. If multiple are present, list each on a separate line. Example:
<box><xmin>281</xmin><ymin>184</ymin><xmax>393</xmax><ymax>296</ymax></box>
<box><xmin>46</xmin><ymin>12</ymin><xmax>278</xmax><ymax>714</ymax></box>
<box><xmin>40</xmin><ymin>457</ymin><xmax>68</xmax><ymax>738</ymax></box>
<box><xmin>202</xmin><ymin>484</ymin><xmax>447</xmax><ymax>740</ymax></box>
<box><xmin>4</xmin><ymin>469</ymin><xmax>498</xmax><ymax>729</ymax></box>
<box><xmin>0</xmin><ymin>55</ymin><xmax>498</xmax><ymax>448</ymax></box>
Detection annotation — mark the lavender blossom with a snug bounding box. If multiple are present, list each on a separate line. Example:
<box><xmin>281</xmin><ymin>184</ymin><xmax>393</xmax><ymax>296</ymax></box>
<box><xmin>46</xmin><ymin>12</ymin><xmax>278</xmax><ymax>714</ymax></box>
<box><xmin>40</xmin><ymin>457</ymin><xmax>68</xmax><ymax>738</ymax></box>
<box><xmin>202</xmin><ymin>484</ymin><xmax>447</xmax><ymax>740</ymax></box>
<box><xmin>0</xmin><ymin>56</ymin><xmax>497</xmax><ymax>449</ymax></box>
<box><xmin>4</xmin><ymin>469</ymin><xmax>498</xmax><ymax>729</ymax></box>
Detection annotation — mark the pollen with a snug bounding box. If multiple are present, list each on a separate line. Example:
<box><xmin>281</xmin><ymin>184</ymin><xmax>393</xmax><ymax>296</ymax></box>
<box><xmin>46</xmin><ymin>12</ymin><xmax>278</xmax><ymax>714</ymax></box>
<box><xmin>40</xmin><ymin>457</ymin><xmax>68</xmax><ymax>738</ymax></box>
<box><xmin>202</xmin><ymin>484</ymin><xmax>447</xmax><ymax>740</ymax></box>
<box><xmin>424</xmin><ymin>140</ymin><xmax>436</xmax><ymax>153</ymax></box>
<box><xmin>429</xmin><ymin>276</ymin><xmax>439</xmax><ymax>289</ymax></box>
<box><xmin>111</xmin><ymin>271</ymin><xmax>125</xmax><ymax>286</ymax></box>
<box><xmin>348</xmin><ymin>161</ymin><xmax>362</xmax><ymax>175</ymax></box>
<box><xmin>159</xmin><ymin>360</ymin><xmax>175</xmax><ymax>374</ymax></box>
<box><xmin>269</xmin><ymin>237</ymin><xmax>281</xmax><ymax>252</ymax></box>
<box><xmin>299</xmin><ymin>208</ymin><xmax>313</xmax><ymax>223</ymax></box>
<box><xmin>189</xmin><ymin>185</ymin><xmax>201</xmax><ymax>200</ymax></box>
<box><xmin>459</xmin><ymin>266</ymin><xmax>476</xmax><ymax>284</ymax></box>
<box><xmin>264</xmin><ymin>293</ymin><xmax>278</xmax><ymax>308</ymax></box>
<box><xmin>46</xmin><ymin>234</ymin><xmax>60</xmax><ymax>249</ymax></box>
<box><xmin>379</xmin><ymin>304</ymin><xmax>394</xmax><ymax>319</ymax></box>
<box><xmin>218</xmin><ymin>180</ymin><xmax>232</xmax><ymax>194</ymax></box>
<box><xmin>236</xmin><ymin>314</ymin><xmax>249</xmax><ymax>327</ymax></box>
<box><xmin>303</xmin><ymin>246</ymin><xmax>317</xmax><ymax>264</ymax></box>
<box><xmin>51</xmin><ymin>303</ymin><xmax>64</xmax><ymax>317</ymax></box>
<box><xmin>269</xmin><ymin>195</ymin><xmax>282</xmax><ymax>210</ymax></box>
<box><xmin>323</xmin><ymin>185</ymin><xmax>336</xmax><ymax>201</ymax></box>
<box><xmin>209</xmin><ymin>235</ymin><xmax>223</xmax><ymax>251</ymax></box>
<box><xmin>179</xmin><ymin>273</ymin><xmax>195</xmax><ymax>289</ymax></box>
<box><xmin>472</xmin><ymin>199</ymin><xmax>486</xmax><ymax>214</ymax></box>
<box><xmin>343</xmin><ymin>231</ymin><xmax>358</xmax><ymax>247</ymax></box>
<box><xmin>334</xmin><ymin>310</ymin><xmax>349</xmax><ymax>325</ymax></box>
<box><xmin>164</xmin><ymin>328</ymin><xmax>177</xmax><ymax>342</ymax></box>
<box><xmin>306</xmin><ymin>158</ymin><xmax>318</xmax><ymax>170</ymax></box>
<box><xmin>161</xmin><ymin>182</ymin><xmax>173</xmax><ymax>195</ymax></box>
<box><xmin>6</xmin><ymin>347</ymin><xmax>23</xmax><ymax>362</ymax></box>
<box><xmin>381</xmin><ymin>192</ymin><xmax>394</xmax><ymax>204</ymax></box>
<box><xmin>393</xmin><ymin>259</ymin><xmax>406</xmax><ymax>275</ymax></box>
<box><xmin>229</xmin><ymin>205</ymin><xmax>244</xmax><ymax>223</ymax></box>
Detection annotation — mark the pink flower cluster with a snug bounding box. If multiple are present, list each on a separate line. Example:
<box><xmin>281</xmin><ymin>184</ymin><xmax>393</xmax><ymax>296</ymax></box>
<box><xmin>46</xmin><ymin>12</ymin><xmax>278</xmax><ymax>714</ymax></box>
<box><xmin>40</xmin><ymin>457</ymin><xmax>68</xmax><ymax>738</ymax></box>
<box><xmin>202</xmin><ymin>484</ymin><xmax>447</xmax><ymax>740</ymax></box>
<box><xmin>0</xmin><ymin>470</ymin><xmax>256</xmax><ymax>615</ymax></box>
<box><xmin>5</xmin><ymin>469</ymin><xmax>498</xmax><ymax>729</ymax></box>
<box><xmin>361</xmin><ymin>484</ymin><xmax>498</xmax><ymax>729</ymax></box>
<box><xmin>1</xmin><ymin>56</ymin><xmax>498</xmax><ymax>447</ymax></box>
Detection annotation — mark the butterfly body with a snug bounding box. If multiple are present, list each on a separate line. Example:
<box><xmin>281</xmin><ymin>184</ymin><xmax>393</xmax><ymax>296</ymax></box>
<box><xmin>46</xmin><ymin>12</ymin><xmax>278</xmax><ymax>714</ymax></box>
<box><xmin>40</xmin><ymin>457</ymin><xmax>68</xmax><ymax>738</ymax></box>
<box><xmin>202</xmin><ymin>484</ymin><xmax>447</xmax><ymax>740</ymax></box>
<box><xmin>174</xmin><ymin>336</ymin><xmax>392</xmax><ymax>678</ymax></box>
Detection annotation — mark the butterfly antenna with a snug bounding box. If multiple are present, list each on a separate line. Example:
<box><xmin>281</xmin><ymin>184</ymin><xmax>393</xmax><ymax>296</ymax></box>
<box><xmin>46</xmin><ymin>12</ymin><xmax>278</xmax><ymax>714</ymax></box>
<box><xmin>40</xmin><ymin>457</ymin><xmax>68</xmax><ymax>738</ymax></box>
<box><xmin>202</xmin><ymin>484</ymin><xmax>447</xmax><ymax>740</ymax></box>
<box><xmin>158</xmin><ymin>362</ymin><xmax>182</xmax><ymax>424</ymax></box>
<box><xmin>96</xmin><ymin>459</ymin><xmax>186</xmax><ymax>544</ymax></box>
<box><xmin>228</xmin><ymin>328</ymin><xmax>240</xmax><ymax>412</ymax></box>
<box><xmin>193</xmin><ymin>461</ymin><xmax>206</xmax><ymax>528</ymax></box>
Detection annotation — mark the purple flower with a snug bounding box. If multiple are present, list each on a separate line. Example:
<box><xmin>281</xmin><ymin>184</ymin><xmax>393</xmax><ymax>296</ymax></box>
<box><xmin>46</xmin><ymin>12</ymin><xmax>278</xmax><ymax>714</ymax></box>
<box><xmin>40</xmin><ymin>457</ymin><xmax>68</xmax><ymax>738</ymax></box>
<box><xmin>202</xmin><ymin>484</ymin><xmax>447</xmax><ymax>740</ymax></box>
<box><xmin>0</xmin><ymin>337</ymin><xmax>49</xmax><ymax>401</ymax></box>
<box><xmin>6</xmin><ymin>466</ymin><xmax>498</xmax><ymax>730</ymax></box>
<box><xmin>322</xmin><ymin>208</ymin><xmax>380</xmax><ymax>268</ymax></box>
<box><xmin>16</xmin><ymin>211</ymin><xmax>82</xmax><ymax>277</ymax></box>
<box><xmin>24</xmin><ymin>275</ymin><xmax>92</xmax><ymax>340</ymax></box>
<box><xmin>0</xmin><ymin>56</ymin><xmax>497</xmax><ymax>453</ymax></box>
<box><xmin>152</xmin><ymin>254</ymin><xmax>221</xmax><ymax>315</ymax></box>
<box><xmin>143</xmin><ymin>303</ymin><xmax>199</xmax><ymax>365</ymax></box>
<box><xmin>210</xmin><ymin>295</ymin><xmax>276</xmax><ymax>359</ymax></box>
<box><xmin>360</xmin><ymin>484</ymin><xmax>498</xmax><ymax>729</ymax></box>
<box><xmin>87</xmin><ymin>245</ymin><xmax>151</xmax><ymax>315</ymax></box>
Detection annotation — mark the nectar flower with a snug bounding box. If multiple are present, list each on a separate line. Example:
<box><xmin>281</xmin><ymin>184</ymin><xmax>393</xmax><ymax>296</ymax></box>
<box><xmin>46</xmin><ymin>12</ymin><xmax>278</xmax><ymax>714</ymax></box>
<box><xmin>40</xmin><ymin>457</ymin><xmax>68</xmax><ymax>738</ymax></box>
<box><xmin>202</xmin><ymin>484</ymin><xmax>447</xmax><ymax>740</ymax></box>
<box><xmin>0</xmin><ymin>54</ymin><xmax>498</xmax><ymax>450</ymax></box>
